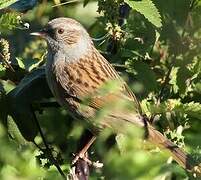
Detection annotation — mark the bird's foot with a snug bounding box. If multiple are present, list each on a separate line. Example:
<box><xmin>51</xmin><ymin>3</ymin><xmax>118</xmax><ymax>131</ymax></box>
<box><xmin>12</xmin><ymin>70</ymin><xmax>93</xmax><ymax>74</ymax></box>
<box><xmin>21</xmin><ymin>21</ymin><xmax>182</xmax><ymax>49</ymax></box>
<box><xmin>72</xmin><ymin>136</ymin><xmax>96</xmax><ymax>165</ymax></box>
<box><xmin>72</xmin><ymin>151</ymin><xmax>87</xmax><ymax>165</ymax></box>
<box><xmin>72</xmin><ymin>152</ymin><xmax>103</xmax><ymax>168</ymax></box>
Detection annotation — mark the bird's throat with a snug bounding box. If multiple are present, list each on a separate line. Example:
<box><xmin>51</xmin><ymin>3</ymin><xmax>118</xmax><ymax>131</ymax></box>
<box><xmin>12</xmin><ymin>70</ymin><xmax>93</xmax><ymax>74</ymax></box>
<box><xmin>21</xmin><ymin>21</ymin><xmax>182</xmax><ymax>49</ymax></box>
<box><xmin>63</xmin><ymin>38</ymin><xmax>93</xmax><ymax>63</ymax></box>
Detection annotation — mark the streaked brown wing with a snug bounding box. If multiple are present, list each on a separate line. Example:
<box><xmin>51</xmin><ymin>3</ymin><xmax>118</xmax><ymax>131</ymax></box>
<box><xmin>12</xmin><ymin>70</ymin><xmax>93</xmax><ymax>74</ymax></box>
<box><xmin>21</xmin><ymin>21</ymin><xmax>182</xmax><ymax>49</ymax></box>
<box><xmin>56</xmin><ymin>47</ymin><xmax>141</xmax><ymax>114</ymax></box>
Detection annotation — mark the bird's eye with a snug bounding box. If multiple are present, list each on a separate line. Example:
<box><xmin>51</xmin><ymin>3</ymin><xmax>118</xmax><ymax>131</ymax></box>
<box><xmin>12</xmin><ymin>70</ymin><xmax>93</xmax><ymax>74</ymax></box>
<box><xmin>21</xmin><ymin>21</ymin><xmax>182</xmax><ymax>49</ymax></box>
<box><xmin>58</xmin><ymin>28</ymin><xmax>64</xmax><ymax>34</ymax></box>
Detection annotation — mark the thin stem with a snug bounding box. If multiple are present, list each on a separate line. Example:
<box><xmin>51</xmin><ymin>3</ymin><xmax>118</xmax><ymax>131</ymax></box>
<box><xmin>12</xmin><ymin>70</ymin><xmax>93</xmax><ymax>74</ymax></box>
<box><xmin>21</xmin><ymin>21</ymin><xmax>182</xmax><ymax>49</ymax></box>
<box><xmin>52</xmin><ymin>0</ymin><xmax>80</xmax><ymax>7</ymax></box>
<box><xmin>33</xmin><ymin>140</ymin><xmax>43</xmax><ymax>151</ymax></box>
<box><xmin>112</xmin><ymin>63</ymin><xmax>126</xmax><ymax>68</ymax></box>
<box><xmin>72</xmin><ymin>136</ymin><xmax>96</xmax><ymax>165</ymax></box>
<box><xmin>157</xmin><ymin>60</ymin><xmax>174</xmax><ymax>105</ymax></box>
<box><xmin>30</xmin><ymin>105</ymin><xmax>66</xmax><ymax>179</ymax></box>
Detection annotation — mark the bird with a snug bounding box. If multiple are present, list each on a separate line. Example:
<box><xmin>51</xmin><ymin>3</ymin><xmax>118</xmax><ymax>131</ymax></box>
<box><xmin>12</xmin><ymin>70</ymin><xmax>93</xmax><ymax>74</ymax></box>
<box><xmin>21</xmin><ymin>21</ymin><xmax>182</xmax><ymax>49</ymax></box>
<box><xmin>31</xmin><ymin>17</ymin><xmax>199</xmax><ymax>173</ymax></box>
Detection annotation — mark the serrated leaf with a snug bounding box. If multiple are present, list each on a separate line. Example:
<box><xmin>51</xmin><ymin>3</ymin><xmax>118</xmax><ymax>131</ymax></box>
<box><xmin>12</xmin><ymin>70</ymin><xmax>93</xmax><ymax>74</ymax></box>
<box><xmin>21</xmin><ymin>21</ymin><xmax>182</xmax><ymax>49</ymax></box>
<box><xmin>0</xmin><ymin>0</ymin><xmax>18</xmax><ymax>9</ymax></box>
<box><xmin>125</xmin><ymin>0</ymin><xmax>162</xmax><ymax>28</ymax></box>
<box><xmin>154</xmin><ymin>0</ymin><xmax>190</xmax><ymax>26</ymax></box>
<box><xmin>169</xmin><ymin>66</ymin><xmax>193</xmax><ymax>96</ymax></box>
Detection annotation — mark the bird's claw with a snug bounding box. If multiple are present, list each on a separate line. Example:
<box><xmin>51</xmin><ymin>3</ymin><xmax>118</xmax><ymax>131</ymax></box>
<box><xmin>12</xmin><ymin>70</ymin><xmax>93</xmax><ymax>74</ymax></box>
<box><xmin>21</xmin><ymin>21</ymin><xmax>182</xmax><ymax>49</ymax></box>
<box><xmin>72</xmin><ymin>153</ymin><xmax>103</xmax><ymax>169</ymax></box>
<box><xmin>72</xmin><ymin>152</ymin><xmax>83</xmax><ymax>165</ymax></box>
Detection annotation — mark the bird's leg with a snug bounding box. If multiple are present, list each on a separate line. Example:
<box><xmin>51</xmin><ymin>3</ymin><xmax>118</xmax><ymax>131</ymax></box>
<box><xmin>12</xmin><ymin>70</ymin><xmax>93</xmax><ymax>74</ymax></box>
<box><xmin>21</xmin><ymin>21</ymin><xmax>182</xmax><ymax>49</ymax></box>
<box><xmin>72</xmin><ymin>136</ymin><xmax>96</xmax><ymax>165</ymax></box>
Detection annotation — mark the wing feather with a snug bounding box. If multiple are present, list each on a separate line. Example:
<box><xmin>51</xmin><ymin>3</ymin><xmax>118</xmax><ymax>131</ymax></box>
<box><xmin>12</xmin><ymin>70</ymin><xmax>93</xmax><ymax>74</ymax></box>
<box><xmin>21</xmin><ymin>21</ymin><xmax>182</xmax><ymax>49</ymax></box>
<box><xmin>55</xmin><ymin>48</ymin><xmax>141</xmax><ymax>114</ymax></box>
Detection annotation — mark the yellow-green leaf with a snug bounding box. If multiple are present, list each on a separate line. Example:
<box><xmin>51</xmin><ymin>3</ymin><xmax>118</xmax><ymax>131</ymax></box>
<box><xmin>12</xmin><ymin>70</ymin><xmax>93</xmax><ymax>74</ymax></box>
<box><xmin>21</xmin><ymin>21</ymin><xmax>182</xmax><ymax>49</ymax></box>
<box><xmin>0</xmin><ymin>0</ymin><xmax>18</xmax><ymax>9</ymax></box>
<box><xmin>125</xmin><ymin>0</ymin><xmax>162</xmax><ymax>28</ymax></box>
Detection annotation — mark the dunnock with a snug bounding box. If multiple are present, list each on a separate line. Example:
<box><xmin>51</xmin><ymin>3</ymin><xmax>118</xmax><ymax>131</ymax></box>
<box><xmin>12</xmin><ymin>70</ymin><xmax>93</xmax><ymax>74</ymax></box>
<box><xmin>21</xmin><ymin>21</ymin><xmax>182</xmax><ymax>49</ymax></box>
<box><xmin>31</xmin><ymin>18</ymin><xmax>196</xmax><ymax>171</ymax></box>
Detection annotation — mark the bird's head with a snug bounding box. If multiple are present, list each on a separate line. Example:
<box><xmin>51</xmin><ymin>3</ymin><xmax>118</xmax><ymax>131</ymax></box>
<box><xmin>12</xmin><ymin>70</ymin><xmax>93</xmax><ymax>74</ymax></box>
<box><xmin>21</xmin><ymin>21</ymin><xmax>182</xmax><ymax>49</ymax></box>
<box><xmin>31</xmin><ymin>18</ymin><xmax>93</xmax><ymax>60</ymax></box>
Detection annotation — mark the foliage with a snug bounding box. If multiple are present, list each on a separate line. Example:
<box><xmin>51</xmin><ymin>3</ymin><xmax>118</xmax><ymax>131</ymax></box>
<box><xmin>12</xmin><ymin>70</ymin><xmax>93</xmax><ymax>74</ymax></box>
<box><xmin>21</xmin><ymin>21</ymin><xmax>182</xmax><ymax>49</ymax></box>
<box><xmin>0</xmin><ymin>0</ymin><xmax>18</xmax><ymax>9</ymax></box>
<box><xmin>0</xmin><ymin>12</ymin><xmax>22</xmax><ymax>31</ymax></box>
<box><xmin>0</xmin><ymin>0</ymin><xmax>201</xmax><ymax>179</ymax></box>
<box><xmin>125</xmin><ymin>0</ymin><xmax>162</xmax><ymax>28</ymax></box>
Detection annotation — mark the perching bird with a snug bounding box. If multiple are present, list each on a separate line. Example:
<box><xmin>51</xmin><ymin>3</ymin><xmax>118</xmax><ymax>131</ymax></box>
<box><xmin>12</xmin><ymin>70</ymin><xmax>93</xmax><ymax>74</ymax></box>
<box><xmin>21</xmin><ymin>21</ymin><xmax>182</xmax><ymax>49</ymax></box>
<box><xmin>31</xmin><ymin>17</ymin><xmax>199</xmax><ymax>173</ymax></box>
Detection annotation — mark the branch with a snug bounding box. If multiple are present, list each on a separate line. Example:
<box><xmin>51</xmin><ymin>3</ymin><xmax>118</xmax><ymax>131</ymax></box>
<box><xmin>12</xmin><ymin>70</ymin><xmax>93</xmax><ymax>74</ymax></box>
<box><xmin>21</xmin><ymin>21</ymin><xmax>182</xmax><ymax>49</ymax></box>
<box><xmin>30</xmin><ymin>105</ymin><xmax>67</xmax><ymax>179</ymax></box>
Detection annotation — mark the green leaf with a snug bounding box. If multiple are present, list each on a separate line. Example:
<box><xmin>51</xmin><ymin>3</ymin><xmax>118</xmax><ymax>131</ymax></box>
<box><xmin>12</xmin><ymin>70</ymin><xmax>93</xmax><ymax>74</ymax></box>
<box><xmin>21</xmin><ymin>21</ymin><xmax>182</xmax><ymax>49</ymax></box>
<box><xmin>175</xmin><ymin>102</ymin><xmax>201</xmax><ymax>120</ymax></box>
<box><xmin>116</xmin><ymin>133</ymin><xmax>127</xmax><ymax>154</ymax></box>
<box><xmin>126</xmin><ymin>60</ymin><xmax>158</xmax><ymax>95</ymax></box>
<box><xmin>83</xmin><ymin>0</ymin><xmax>90</xmax><ymax>7</ymax></box>
<box><xmin>195</xmin><ymin>82</ymin><xmax>201</xmax><ymax>94</ymax></box>
<box><xmin>7</xmin><ymin>115</ymin><xmax>28</xmax><ymax>145</ymax></box>
<box><xmin>142</xmin><ymin>99</ymin><xmax>201</xmax><ymax>121</ymax></box>
<box><xmin>125</xmin><ymin>0</ymin><xmax>162</xmax><ymax>28</ymax></box>
<box><xmin>0</xmin><ymin>64</ymin><xmax>6</xmax><ymax>78</ymax></box>
<box><xmin>153</xmin><ymin>0</ymin><xmax>190</xmax><ymax>26</ymax></box>
<box><xmin>0</xmin><ymin>0</ymin><xmax>18</xmax><ymax>9</ymax></box>
<box><xmin>0</xmin><ymin>12</ymin><xmax>21</xmax><ymax>32</ymax></box>
<box><xmin>8</xmin><ymin>68</ymin><xmax>50</xmax><ymax>99</ymax></box>
<box><xmin>17</xmin><ymin>39</ymin><xmax>47</xmax><ymax>72</ymax></box>
<box><xmin>169</xmin><ymin>66</ymin><xmax>193</xmax><ymax>96</ymax></box>
<box><xmin>16</xmin><ymin>55</ymin><xmax>46</xmax><ymax>72</ymax></box>
<box><xmin>6</xmin><ymin>68</ymin><xmax>53</xmax><ymax>141</ymax></box>
<box><xmin>16</xmin><ymin>57</ymin><xmax>25</xmax><ymax>69</ymax></box>
<box><xmin>169</xmin><ymin>67</ymin><xmax>179</xmax><ymax>94</ymax></box>
<box><xmin>177</xmin><ymin>66</ymin><xmax>193</xmax><ymax>96</ymax></box>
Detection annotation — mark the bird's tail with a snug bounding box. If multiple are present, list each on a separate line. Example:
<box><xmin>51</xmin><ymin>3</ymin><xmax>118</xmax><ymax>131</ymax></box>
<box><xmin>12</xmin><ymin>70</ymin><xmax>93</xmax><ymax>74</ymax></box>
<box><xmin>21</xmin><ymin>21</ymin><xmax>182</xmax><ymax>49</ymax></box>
<box><xmin>148</xmin><ymin>126</ymin><xmax>200</xmax><ymax>173</ymax></box>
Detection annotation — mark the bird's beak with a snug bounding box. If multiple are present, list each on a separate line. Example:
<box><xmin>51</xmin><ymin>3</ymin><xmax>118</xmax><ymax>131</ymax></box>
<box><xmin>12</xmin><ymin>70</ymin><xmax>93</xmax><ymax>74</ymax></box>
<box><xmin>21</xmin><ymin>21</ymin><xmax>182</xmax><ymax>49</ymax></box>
<box><xmin>30</xmin><ymin>29</ymin><xmax>47</xmax><ymax>37</ymax></box>
<box><xmin>30</xmin><ymin>32</ymin><xmax>43</xmax><ymax>36</ymax></box>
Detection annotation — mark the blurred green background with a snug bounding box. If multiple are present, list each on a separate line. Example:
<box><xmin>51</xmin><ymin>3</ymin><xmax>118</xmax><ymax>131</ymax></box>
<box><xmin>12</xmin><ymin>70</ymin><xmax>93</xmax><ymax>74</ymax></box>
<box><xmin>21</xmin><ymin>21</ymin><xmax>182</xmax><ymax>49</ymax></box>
<box><xmin>0</xmin><ymin>0</ymin><xmax>201</xmax><ymax>179</ymax></box>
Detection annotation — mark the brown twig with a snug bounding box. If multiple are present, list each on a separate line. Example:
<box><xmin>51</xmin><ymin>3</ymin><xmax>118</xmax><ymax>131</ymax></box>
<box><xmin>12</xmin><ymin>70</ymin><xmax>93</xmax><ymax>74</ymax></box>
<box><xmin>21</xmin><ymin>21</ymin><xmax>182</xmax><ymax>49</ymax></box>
<box><xmin>70</xmin><ymin>131</ymin><xmax>97</xmax><ymax>180</ymax></box>
<box><xmin>72</xmin><ymin>136</ymin><xmax>96</xmax><ymax>165</ymax></box>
